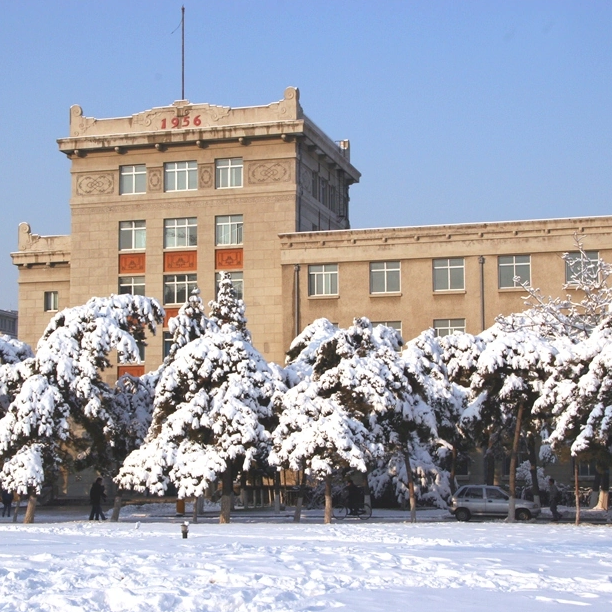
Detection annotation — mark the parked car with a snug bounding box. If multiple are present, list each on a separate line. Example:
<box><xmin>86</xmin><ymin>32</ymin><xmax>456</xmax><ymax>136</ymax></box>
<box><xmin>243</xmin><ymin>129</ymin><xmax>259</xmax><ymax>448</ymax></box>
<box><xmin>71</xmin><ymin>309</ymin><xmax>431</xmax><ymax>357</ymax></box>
<box><xmin>449</xmin><ymin>485</ymin><xmax>541</xmax><ymax>521</ymax></box>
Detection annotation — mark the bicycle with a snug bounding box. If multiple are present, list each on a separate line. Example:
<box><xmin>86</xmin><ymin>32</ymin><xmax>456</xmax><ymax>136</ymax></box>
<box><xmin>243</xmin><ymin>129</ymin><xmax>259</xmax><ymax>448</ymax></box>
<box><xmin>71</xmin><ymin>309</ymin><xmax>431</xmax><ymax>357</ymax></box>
<box><xmin>333</xmin><ymin>503</ymin><xmax>372</xmax><ymax>520</ymax></box>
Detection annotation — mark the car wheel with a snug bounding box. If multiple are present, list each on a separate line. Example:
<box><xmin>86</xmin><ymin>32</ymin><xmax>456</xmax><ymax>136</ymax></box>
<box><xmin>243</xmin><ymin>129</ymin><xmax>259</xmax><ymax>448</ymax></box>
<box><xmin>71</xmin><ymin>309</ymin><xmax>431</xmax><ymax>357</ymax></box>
<box><xmin>516</xmin><ymin>509</ymin><xmax>531</xmax><ymax>521</ymax></box>
<box><xmin>455</xmin><ymin>508</ymin><xmax>470</xmax><ymax>522</ymax></box>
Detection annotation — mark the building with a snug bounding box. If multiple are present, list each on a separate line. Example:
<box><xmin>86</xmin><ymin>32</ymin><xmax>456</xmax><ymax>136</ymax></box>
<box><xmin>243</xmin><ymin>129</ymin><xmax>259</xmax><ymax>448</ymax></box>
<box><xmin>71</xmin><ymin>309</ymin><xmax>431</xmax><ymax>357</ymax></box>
<box><xmin>0</xmin><ymin>309</ymin><xmax>18</xmax><ymax>339</ymax></box>
<box><xmin>10</xmin><ymin>88</ymin><xmax>612</xmax><ymax>493</ymax></box>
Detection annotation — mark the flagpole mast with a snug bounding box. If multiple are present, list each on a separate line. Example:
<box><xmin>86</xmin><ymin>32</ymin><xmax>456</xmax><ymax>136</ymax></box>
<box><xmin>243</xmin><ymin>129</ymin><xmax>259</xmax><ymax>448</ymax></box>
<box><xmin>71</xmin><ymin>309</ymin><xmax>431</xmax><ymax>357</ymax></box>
<box><xmin>181</xmin><ymin>5</ymin><xmax>185</xmax><ymax>100</ymax></box>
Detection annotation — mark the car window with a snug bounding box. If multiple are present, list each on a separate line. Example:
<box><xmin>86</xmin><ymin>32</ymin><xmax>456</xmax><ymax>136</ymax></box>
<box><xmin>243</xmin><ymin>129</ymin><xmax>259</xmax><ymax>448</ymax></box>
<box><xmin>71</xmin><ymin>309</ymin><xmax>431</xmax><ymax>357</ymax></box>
<box><xmin>464</xmin><ymin>487</ymin><xmax>484</xmax><ymax>499</ymax></box>
<box><xmin>486</xmin><ymin>487</ymin><xmax>509</xmax><ymax>500</ymax></box>
<box><xmin>455</xmin><ymin>487</ymin><xmax>468</xmax><ymax>498</ymax></box>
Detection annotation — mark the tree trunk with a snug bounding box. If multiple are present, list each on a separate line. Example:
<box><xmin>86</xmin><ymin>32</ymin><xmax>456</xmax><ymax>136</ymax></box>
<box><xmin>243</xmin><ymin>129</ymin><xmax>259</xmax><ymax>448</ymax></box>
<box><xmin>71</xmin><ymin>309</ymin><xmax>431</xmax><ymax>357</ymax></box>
<box><xmin>220</xmin><ymin>464</ymin><xmax>233</xmax><ymax>524</ymax></box>
<box><xmin>404</xmin><ymin>450</ymin><xmax>417</xmax><ymax>523</ymax></box>
<box><xmin>449</xmin><ymin>446</ymin><xmax>457</xmax><ymax>494</ymax></box>
<box><xmin>507</xmin><ymin>401</ymin><xmax>525</xmax><ymax>522</ymax></box>
<box><xmin>527</xmin><ymin>436</ymin><xmax>541</xmax><ymax>507</ymax></box>
<box><xmin>240</xmin><ymin>473</ymin><xmax>248</xmax><ymax>509</ymax></box>
<box><xmin>192</xmin><ymin>496</ymin><xmax>199</xmax><ymax>523</ymax></box>
<box><xmin>574</xmin><ymin>461</ymin><xmax>581</xmax><ymax>526</ymax></box>
<box><xmin>12</xmin><ymin>494</ymin><xmax>21</xmax><ymax>523</ymax></box>
<box><xmin>110</xmin><ymin>490</ymin><xmax>123</xmax><ymax>522</ymax></box>
<box><xmin>23</xmin><ymin>489</ymin><xmax>37</xmax><ymax>524</ymax></box>
<box><xmin>274</xmin><ymin>471</ymin><xmax>281</xmax><ymax>514</ymax></box>
<box><xmin>594</xmin><ymin>469</ymin><xmax>609</xmax><ymax>511</ymax></box>
<box><xmin>293</xmin><ymin>470</ymin><xmax>306</xmax><ymax>523</ymax></box>
<box><xmin>484</xmin><ymin>439</ymin><xmax>495</xmax><ymax>486</ymax></box>
<box><xmin>324</xmin><ymin>474</ymin><xmax>333</xmax><ymax>524</ymax></box>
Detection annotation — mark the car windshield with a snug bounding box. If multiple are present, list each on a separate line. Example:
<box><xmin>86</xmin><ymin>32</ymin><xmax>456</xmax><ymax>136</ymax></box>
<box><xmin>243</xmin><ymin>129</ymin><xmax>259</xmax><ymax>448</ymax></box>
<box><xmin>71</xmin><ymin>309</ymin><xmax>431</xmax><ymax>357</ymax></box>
<box><xmin>464</xmin><ymin>487</ymin><xmax>484</xmax><ymax>499</ymax></box>
<box><xmin>486</xmin><ymin>487</ymin><xmax>509</xmax><ymax>500</ymax></box>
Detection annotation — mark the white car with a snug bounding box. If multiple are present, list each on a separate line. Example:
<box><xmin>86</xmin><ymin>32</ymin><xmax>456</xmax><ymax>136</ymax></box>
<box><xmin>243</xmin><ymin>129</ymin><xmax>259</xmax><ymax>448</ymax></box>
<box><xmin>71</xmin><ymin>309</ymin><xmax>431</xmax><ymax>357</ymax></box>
<box><xmin>449</xmin><ymin>485</ymin><xmax>541</xmax><ymax>521</ymax></box>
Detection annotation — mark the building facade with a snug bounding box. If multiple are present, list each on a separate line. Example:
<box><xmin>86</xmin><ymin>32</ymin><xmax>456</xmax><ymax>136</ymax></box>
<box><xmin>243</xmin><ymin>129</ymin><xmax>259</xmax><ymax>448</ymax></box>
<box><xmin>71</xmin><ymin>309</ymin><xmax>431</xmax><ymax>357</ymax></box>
<box><xmin>10</xmin><ymin>89</ymin><xmax>612</xmax><ymax>494</ymax></box>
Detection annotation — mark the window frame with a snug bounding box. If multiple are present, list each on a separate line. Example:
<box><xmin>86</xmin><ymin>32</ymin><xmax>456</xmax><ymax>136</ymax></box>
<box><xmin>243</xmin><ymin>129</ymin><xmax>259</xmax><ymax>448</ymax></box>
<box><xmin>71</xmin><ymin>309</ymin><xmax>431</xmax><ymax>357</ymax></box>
<box><xmin>119</xmin><ymin>164</ymin><xmax>146</xmax><ymax>195</ymax></box>
<box><xmin>164</xmin><ymin>161</ymin><xmax>197</xmax><ymax>192</ymax></box>
<box><xmin>433</xmin><ymin>257</ymin><xmax>465</xmax><ymax>292</ymax></box>
<box><xmin>163</xmin><ymin>274</ymin><xmax>198</xmax><ymax>305</ymax></box>
<box><xmin>369</xmin><ymin>261</ymin><xmax>400</xmax><ymax>294</ymax></box>
<box><xmin>118</xmin><ymin>276</ymin><xmax>145</xmax><ymax>296</ymax></box>
<box><xmin>433</xmin><ymin>318</ymin><xmax>466</xmax><ymax>337</ymax></box>
<box><xmin>565</xmin><ymin>251</ymin><xmax>599</xmax><ymax>285</ymax></box>
<box><xmin>308</xmin><ymin>264</ymin><xmax>338</xmax><ymax>297</ymax></box>
<box><xmin>119</xmin><ymin>220</ymin><xmax>146</xmax><ymax>251</ymax></box>
<box><xmin>498</xmin><ymin>255</ymin><xmax>531</xmax><ymax>289</ymax></box>
<box><xmin>215</xmin><ymin>158</ymin><xmax>243</xmax><ymax>189</ymax></box>
<box><xmin>164</xmin><ymin>217</ymin><xmax>197</xmax><ymax>249</ymax></box>
<box><xmin>43</xmin><ymin>291</ymin><xmax>59</xmax><ymax>312</ymax></box>
<box><xmin>215</xmin><ymin>215</ymin><xmax>244</xmax><ymax>246</ymax></box>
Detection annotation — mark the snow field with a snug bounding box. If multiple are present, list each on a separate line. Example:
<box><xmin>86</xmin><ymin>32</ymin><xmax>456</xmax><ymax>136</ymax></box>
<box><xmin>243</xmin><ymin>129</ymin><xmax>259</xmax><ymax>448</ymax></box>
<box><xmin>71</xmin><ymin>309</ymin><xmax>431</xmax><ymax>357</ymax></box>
<box><xmin>1</xmin><ymin>521</ymin><xmax>611</xmax><ymax>611</ymax></box>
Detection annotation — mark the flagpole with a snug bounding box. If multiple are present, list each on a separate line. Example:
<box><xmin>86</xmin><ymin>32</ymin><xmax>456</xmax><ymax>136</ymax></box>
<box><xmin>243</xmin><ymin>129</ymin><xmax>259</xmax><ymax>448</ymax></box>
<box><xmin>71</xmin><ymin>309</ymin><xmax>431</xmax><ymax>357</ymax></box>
<box><xmin>181</xmin><ymin>5</ymin><xmax>185</xmax><ymax>100</ymax></box>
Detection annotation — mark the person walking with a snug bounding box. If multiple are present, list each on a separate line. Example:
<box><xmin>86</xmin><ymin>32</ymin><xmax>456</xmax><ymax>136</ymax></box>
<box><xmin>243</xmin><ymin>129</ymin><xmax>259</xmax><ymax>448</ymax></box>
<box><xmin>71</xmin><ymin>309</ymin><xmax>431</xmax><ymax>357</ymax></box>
<box><xmin>89</xmin><ymin>477</ymin><xmax>107</xmax><ymax>521</ymax></box>
<box><xmin>1</xmin><ymin>488</ymin><xmax>13</xmax><ymax>517</ymax></box>
<box><xmin>548</xmin><ymin>477</ymin><xmax>562</xmax><ymax>522</ymax></box>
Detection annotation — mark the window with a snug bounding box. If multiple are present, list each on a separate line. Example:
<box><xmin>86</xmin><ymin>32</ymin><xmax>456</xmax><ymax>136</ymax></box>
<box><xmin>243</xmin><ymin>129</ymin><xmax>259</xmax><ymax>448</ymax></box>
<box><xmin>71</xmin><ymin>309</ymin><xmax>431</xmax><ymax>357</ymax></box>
<box><xmin>119</xmin><ymin>276</ymin><xmax>145</xmax><ymax>296</ymax></box>
<box><xmin>44</xmin><ymin>291</ymin><xmax>58</xmax><ymax>312</ymax></box>
<box><xmin>371</xmin><ymin>321</ymin><xmax>402</xmax><ymax>334</ymax></box>
<box><xmin>433</xmin><ymin>258</ymin><xmax>465</xmax><ymax>291</ymax></box>
<box><xmin>216</xmin><ymin>158</ymin><xmax>243</xmax><ymax>189</ymax></box>
<box><xmin>565</xmin><ymin>251</ymin><xmax>599</xmax><ymax>284</ymax></box>
<box><xmin>163</xmin><ymin>332</ymin><xmax>173</xmax><ymax>359</ymax></box>
<box><xmin>370</xmin><ymin>261</ymin><xmax>400</xmax><ymax>294</ymax></box>
<box><xmin>215</xmin><ymin>215</ymin><xmax>243</xmax><ymax>246</ymax></box>
<box><xmin>308</xmin><ymin>264</ymin><xmax>338</xmax><ymax>296</ymax></box>
<box><xmin>498</xmin><ymin>255</ymin><xmax>530</xmax><ymax>288</ymax></box>
<box><xmin>215</xmin><ymin>271</ymin><xmax>244</xmax><ymax>300</ymax></box>
<box><xmin>164</xmin><ymin>218</ymin><xmax>197</xmax><ymax>249</ymax></box>
<box><xmin>164</xmin><ymin>274</ymin><xmax>197</xmax><ymax>304</ymax></box>
<box><xmin>164</xmin><ymin>161</ymin><xmax>197</xmax><ymax>192</ymax></box>
<box><xmin>433</xmin><ymin>318</ymin><xmax>465</xmax><ymax>337</ymax></box>
<box><xmin>119</xmin><ymin>165</ymin><xmax>146</xmax><ymax>195</ymax></box>
<box><xmin>578</xmin><ymin>461</ymin><xmax>597</xmax><ymax>477</ymax></box>
<box><xmin>119</xmin><ymin>220</ymin><xmax>146</xmax><ymax>251</ymax></box>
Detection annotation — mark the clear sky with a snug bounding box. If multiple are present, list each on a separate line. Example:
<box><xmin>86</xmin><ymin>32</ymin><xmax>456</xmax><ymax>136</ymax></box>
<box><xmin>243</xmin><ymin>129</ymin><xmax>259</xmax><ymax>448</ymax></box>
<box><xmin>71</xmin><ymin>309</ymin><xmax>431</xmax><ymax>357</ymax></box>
<box><xmin>0</xmin><ymin>0</ymin><xmax>610</xmax><ymax>311</ymax></box>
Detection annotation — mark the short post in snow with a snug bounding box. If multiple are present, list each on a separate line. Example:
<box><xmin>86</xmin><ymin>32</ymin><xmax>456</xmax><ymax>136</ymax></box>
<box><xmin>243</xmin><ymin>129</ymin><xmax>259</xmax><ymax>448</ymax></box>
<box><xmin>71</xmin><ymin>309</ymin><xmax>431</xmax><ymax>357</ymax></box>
<box><xmin>181</xmin><ymin>521</ymin><xmax>189</xmax><ymax>539</ymax></box>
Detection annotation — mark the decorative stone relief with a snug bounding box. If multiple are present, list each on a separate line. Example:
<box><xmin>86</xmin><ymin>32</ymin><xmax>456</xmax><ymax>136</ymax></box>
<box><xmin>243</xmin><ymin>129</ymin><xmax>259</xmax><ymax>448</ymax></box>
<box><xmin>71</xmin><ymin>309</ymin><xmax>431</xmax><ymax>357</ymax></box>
<box><xmin>199</xmin><ymin>164</ymin><xmax>214</xmax><ymax>189</ymax></box>
<box><xmin>148</xmin><ymin>168</ymin><xmax>163</xmax><ymax>192</ymax></box>
<box><xmin>215</xmin><ymin>249</ymin><xmax>243</xmax><ymax>270</ymax></box>
<box><xmin>76</xmin><ymin>173</ymin><xmax>114</xmax><ymax>196</ymax></box>
<box><xmin>164</xmin><ymin>251</ymin><xmax>197</xmax><ymax>272</ymax></box>
<box><xmin>118</xmin><ymin>253</ymin><xmax>146</xmax><ymax>274</ymax></box>
<box><xmin>163</xmin><ymin>308</ymin><xmax>180</xmax><ymax>326</ymax></box>
<box><xmin>300</xmin><ymin>166</ymin><xmax>313</xmax><ymax>195</ymax></box>
<box><xmin>248</xmin><ymin>160</ymin><xmax>292</xmax><ymax>184</ymax></box>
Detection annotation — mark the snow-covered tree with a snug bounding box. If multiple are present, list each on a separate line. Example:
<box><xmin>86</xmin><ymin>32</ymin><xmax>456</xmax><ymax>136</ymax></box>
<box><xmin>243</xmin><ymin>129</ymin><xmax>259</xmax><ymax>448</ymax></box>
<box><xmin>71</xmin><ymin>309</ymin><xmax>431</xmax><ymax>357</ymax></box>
<box><xmin>117</xmin><ymin>287</ymin><xmax>285</xmax><ymax>523</ymax></box>
<box><xmin>164</xmin><ymin>288</ymin><xmax>209</xmax><ymax>364</ymax></box>
<box><xmin>209</xmin><ymin>272</ymin><xmax>250</xmax><ymax>341</ymax></box>
<box><xmin>0</xmin><ymin>295</ymin><xmax>163</xmax><ymax>522</ymax></box>
<box><xmin>0</xmin><ymin>335</ymin><xmax>33</xmax><ymax>415</ymax></box>
<box><xmin>270</xmin><ymin>318</ymin><xmax>422</xmax><ymax>523</ymax></box>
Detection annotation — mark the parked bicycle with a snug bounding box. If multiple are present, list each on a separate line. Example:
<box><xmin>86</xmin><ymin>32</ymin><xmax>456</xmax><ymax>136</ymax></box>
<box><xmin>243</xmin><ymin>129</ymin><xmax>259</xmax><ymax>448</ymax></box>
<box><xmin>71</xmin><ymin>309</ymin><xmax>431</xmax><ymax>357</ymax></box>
<box><xmin>333</xmin><ymin>503</ymin><xmax>372</xmax><ymax>520</ymax></box>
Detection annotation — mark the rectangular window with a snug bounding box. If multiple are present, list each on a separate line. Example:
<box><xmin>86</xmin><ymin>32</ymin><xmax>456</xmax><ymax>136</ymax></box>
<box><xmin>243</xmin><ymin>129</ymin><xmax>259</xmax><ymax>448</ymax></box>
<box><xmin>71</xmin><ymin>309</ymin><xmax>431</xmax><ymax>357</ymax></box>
<box><xmin>370</xmin><ymin>261</ymin><xmax>400</xmax><ymax>294</ymax></box>
<box><xmin>578</xmin><ymin>461</ymin><xmax>597</xmax><ymax>477</ymax></box>
<box><xmin>119</xmin><ymin>220</ymin><xmax>146</xmax><ymax>251</ymax></box>
<box><xmin>44</xmin><ymin>291</ymin><xmax>59</xmax><ymax>312</ymax></box>
<box><xmin>119</xmin><ymin>165</ymin><xmax>146</xmax><ymax>195</ymax></box>
<box><xmin>118</xmin><ymin>276</ymin><xmax>145</xmax><ymax>296</ymax></box>
<box><xmin>164</xmin><ymin>217</ymin><xmax>197</xmax><ymax>249</ymax></box>
<box><xmin>164</xmin><ymin>161</ymin><xmax>197</xmax><ymax>192</ymax></box>
<box><xmin>216</xmin><ymin>272</ymin><xmax>243</xmax><ymax>300</ymax></box>
<box><xmin>565</xmin><ymin>251</ymin><xmax>599</xmax><ymax>284</ymax></box>
<box><xmin>308</xmin><ymin>264</ymin><xmax>338</xmax><ymax>296</ymax></box>
<box><xmin>215</xmin><ymin>215</ymin><xmax>243</xmax><ymax>245</ymax></box>
<box><xmin>498</xmin><ymin>255</ymin><xmax>530</xmax><ymax>288</ymax></box>
<box><xmin>433</xmin><ymin>318</ymin><xmax>466</xmax><ymax>337</ymax></box>
<box><xmin>163</xmin><ymin>331</ymin><xmax>173</xmax><ymax>358</ymax></box>
<box><xmin>433</xmin><ymin>258</ymin><xmax>465</xmax><ymax>291</ymax></box>
<box><xmin>215</xmin><ymin>158</ymin><xmax>243</xmax><ymax>189</ymax></box>
<box><xmin>163</xmin><ymin>274</ymin><xmax>197</xmax><ymax>305</ymax></box>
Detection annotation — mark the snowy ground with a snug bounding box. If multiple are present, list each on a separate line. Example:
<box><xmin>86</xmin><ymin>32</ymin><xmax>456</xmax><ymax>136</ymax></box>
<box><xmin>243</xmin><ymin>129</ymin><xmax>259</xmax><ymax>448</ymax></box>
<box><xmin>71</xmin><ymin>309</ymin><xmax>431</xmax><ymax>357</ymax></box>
<box><xmin>1</xmin><ymin>505</ymin><xmax>611</xmax><ymax>611</ymax></box>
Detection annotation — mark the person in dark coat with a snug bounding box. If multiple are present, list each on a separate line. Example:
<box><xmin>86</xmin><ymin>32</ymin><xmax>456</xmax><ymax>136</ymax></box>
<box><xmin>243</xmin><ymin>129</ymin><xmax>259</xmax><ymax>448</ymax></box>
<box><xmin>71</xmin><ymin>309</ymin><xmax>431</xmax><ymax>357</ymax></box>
<box><xmin>89</xmin><ymin>477</ymin><xmax>107</xmax><ymax>521</ymax></box>
<box><xmin>346</xmin><ymin>479</ymin><xmax>361</xmax><ymax>515</ymax></box>
<box><xmin>1</xmin><ymin>489</ymin><xmax>13</xmax><ymax>517</ymax></box>
<box><xmin>548</xmin><ymin>477</ymin><xmax>562</xmax><ymax>522</ymax></box>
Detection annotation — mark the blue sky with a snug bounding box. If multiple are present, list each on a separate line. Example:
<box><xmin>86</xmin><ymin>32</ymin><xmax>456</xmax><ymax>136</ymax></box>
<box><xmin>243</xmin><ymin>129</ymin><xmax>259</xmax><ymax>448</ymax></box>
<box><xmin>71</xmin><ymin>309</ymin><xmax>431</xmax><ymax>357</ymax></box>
<box><xmin>0</xmin><ymin>1</ymin><xmax>610</xmax><ymax>310</ymax></box>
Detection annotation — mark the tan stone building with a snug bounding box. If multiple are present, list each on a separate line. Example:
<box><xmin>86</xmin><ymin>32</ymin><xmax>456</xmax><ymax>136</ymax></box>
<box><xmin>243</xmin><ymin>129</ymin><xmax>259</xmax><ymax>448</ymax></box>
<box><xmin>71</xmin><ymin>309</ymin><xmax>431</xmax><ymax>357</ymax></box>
<box><xmin>11</xmin><ymin>87</ymin><xmax>611</xmax><ymax>493</ymax></box>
